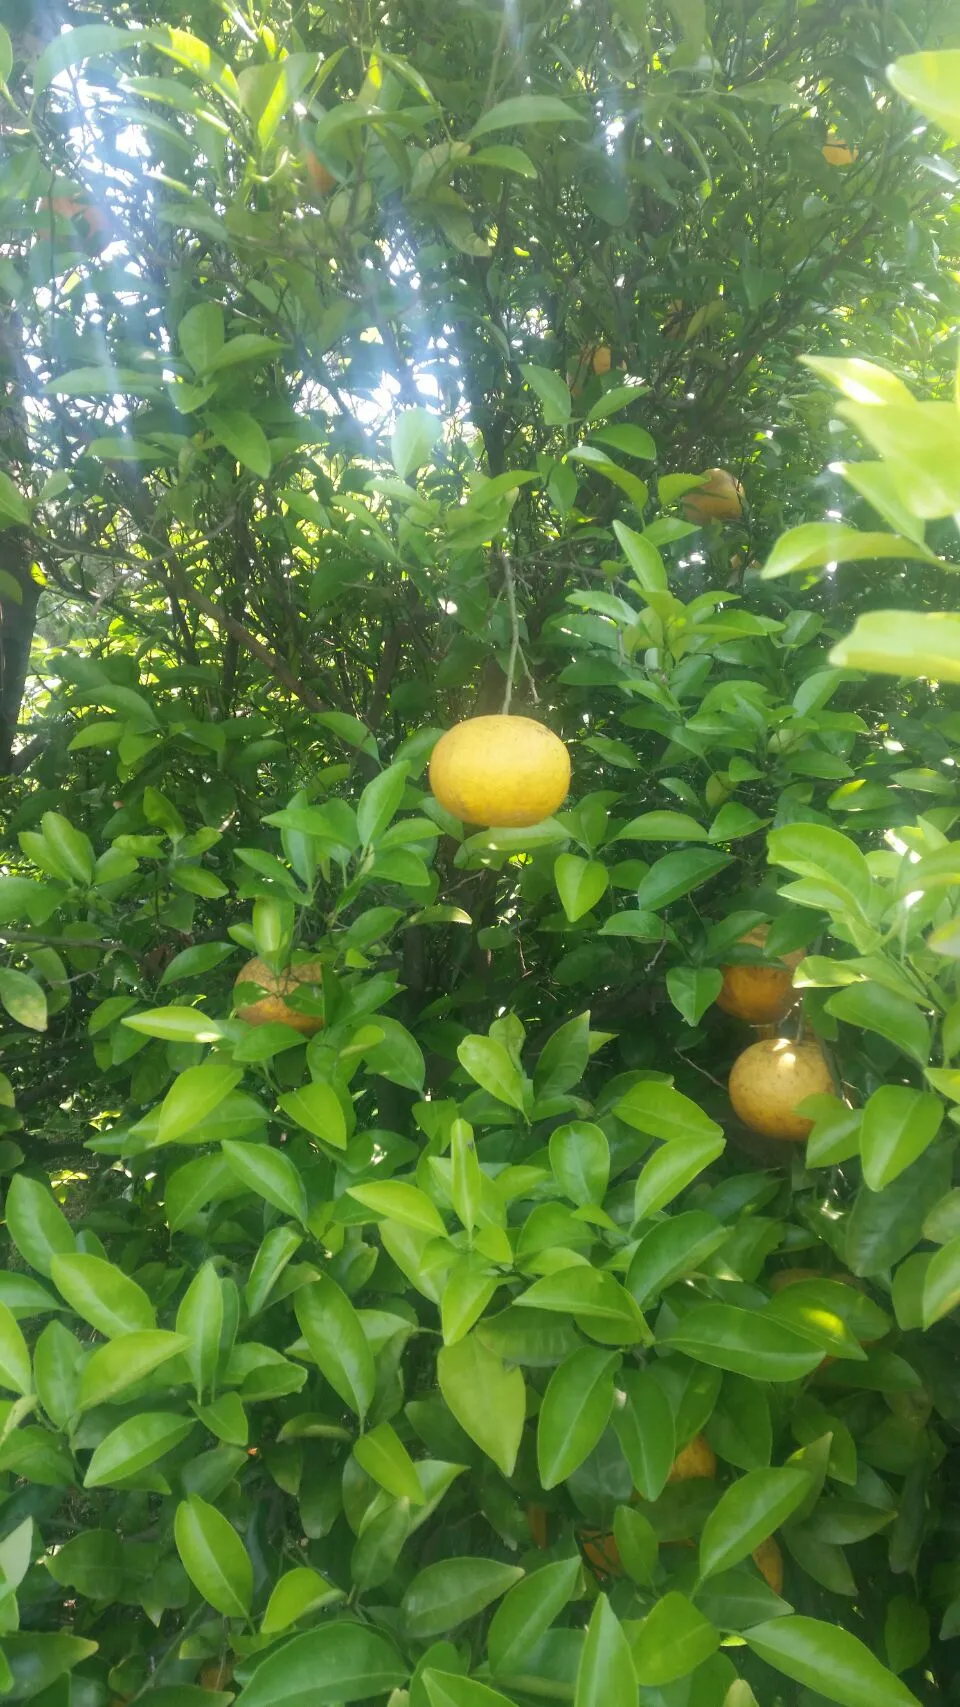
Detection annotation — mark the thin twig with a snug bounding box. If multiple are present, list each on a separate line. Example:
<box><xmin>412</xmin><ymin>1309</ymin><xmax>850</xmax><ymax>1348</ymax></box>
<box><xmin>501</xmin><ymin>552</ymin><xmax>520</xmax><ymax>715</ymax></box>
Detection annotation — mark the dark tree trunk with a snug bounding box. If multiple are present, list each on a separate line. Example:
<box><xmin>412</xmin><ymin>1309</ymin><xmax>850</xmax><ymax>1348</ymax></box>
<box><xmin>0</xmin><ymin>533</ymin><xmax>39</xmax><ymax>775</ymax></box>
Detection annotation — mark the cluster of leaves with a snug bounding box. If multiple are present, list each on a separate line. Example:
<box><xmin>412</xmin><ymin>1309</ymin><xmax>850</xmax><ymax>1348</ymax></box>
<box><xmin>3</xmin><ymin>6</ymin><xmax>960</xmax><ymax>1707</ymax></box>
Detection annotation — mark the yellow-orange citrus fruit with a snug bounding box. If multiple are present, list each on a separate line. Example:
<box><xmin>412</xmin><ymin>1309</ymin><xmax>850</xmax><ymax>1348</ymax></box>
<box><xmin>729</xmin><ymin>1036</ymin><xmax>834</xmax><ymax>1142</ymax></box>
<box><xmin>716</xmin><ymin>925</ymin><xmax>804</xmax><ymax>1025</ymax></box>
<box><xmin>668</xmin><ymin>1434</ymin><xmax>717</xmax><ymax>1481</ymax></box>
<box><xmin>429</xmin><ymin>715</ymin><xmax>570</xmax><ymax>828</ymax></box>
<box><xmin>823</xmin><ymin>141</ymin><xmax>858</xmax><ymax>167</ymax></box>
<box><xmin>579</xmin><ymin>1529</ymin><xmax>623</xmax><ymax>1577</ymax></box>
<box><xmin>526</xmin><ymin>1503</ymin><xmax>549</xmax><ymax>1549</ymax></box>
<box><xmin>681</xmin><ymin>468</ymin><xmax>744</xmax><ymax>524</ymax></box>
<box><xmin>752</xmin><ymin>1536</ymin><xmax>784</xmax><ymax>1594</ymax></box>
<box><xmin>591</xmin><ymin>345</ymin><xmax>612</xmax><ymax>375</ymax></box>
<box><xmin>304</xmin><ymin>153</ymin><xmax>336</xmax><ymax>195</ymax></box>
<box><xmin>234</xmin><ymin>956</ymin><xmax>325</xmax><ymax>1034</ymax></box>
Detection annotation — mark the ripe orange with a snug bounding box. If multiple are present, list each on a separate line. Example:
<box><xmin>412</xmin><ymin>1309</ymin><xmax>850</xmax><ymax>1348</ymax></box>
<box><xmin>823</xmin><ymin>141</ymin><xmax>858</xmax><ymax>167</ymax></box>
<box><xmin>668</xmin><ymin>1434</ymin><xmax>717</xmax><ymax>1481</ymax></box>
<box><xmin>752</xmin><ymin>1536</ymin><xmax>784</xmax><ymax>1594</ymax></box>
<box><xmin>591</xmin><ymin>345</ymin><xmax>612</xmax><ymax>375</ymax></box>
<box><xmin>233</xmin><ymin>956</ymin><xmax>325</xmax><ymax>1034</ymax></box>
<box><xmin>716</xmin><ymin>925</ymin><xmax>803</xmax><ymax>1025</ymax></box>
<box><xmin>729</xmin><ymin>1036</ymin><xmax>834</xmax><ymax>1142</ymax></box>
<box><xmin>526</xmin><ymin>1503</ymin><xmax>549</xmax><ymax>1549</ymax></box>
<box><xmin>429</xmin><ymin>714</ymin><xmax>570</xmax><ymax>828</ymax></box>
<box><xmin>680</xmin><ymin>468</ymin><xmax>744</xmax><ymax>524</ymax></box>
<box><xmin>199</xmin><ymin>1661</ymin><xmax>234</xmax><ymax>1691</ymax></box>
<box><xmin>304</xmin><ymin>153</ymin><xmax>336</xmax><ymax>195</ymax></box>
<box><xmin>579</xmin><ymin>1528</ymin><xmax>623</xmax><ymax>1577</ymax></box>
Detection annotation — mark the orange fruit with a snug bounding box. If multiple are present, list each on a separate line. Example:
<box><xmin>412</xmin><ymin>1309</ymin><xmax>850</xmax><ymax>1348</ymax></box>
<box><xmin>668</xmin><ymin>1435</ymin><xmax>717</xmax><ymax>1481</ymax></box>
<box><xmin>716</xmin><ymin>925</ymin><xmax>804</xmax><ymax>1025</ymax></box>
<box><xmin>199</xmin><ymin>1661</ymin><xmax>234</xmax><ymax>1691</ymax></box>
<box><xmin>429</xmin><ymin>715</ymin><xmax>570</xmax><ymax>828</ymax></box>
<box><xmin>729</xmin><ymin>1037</ymin><xmax>834</xmax><ymax>1142</ymax></box>
<box><xmin>304</xmin><ymin>153</ymin><xmax>337</xmax><ymax>195</ymax></box>
<box><xmin>591</xmin><ymin>345</ymin><xmax>612</xmax><ymax>375</ymax></box>
<box><xmin>680</xmin><ymin>468</ymin><xmax>744</xmax><ymax>524</ymax></box>
<box><xmin>234</xmin><ymin>956</ymin><xmax>325</xmax><ymax>1034</ymax></box>
<box><xmin>526</xmin><ymin>1503</ymin><xmax>549</xmax><ymax>1549</ymax></box>
<box><xmin>823</xmin><ymin>141</ymin><xmax>858</xmax><ymax>167</ymax></box>
<box><xmin>579</xmin><ymin>1528</ymin><xmax>623</xmax><ymax>1576</ymax></box>
<box><xmin>752</xmin><ymin>1536</ymin><xmax>783</xmax><ymax>1594</ymax></box>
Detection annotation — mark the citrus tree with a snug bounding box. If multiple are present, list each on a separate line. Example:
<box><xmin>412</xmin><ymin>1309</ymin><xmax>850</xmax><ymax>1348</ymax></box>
<box><xmin>2</xmin><ymin>4</ymin><xmax>960</xmax><ymax>1707</ymax></box>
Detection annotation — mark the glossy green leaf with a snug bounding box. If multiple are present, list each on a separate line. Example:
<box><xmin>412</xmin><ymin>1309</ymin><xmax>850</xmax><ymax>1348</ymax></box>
<box><xmin>437</xmin><ymin>1331</ymin><xmax>525</xmax><ymax>1476</ymax></box>
<box><xmin>859</xmin><ymin>1085</ymin><xmax>943</xmax><ymax>1190</ymax></box>
<box><xmin>628</xmin><ymin>1592</ymin><xmax>720</xmax><ymax>1686</ymax></box>
<box><xmin>825</xmin><ymin>984</ymin><xmax>930</xmax><ymax>1066</ymax></box>
<box><xmin>665</xmin><ymin>1304</ymin><xmax>824</xmax><ymax>1380</ymax></box>
<box><xmin>548</xmin><ymin>1120</ymin><xmax>609</xmax><ymax>1205</ymax></box>
<box><xmin>611</xmin><ymin>1369</ymin><xmax>676</xmax><ymax>1499</ymax></box>
<box><xmin>488</xmin><ymin>1556</ymin><xmax>581</xmax><ymax>1675</ymax></box>
<box><xmin>700</xmin><ymin>1467</ymin><xmax>811</xmax><ymax>1578</ymax></box>
<box><xmin>538</xmin><ymin>1347</ymin><xmax>619</xmax><ymax>1488</ymax></box>
<box><xmin>295</xmin><ymin>1277</ymin><xmax>375</xmax><ymax>1419</ymax></box>
<box><xmin>279</xmin><ymin>1080</ymin><xmax>348</xmax><ymax>1149</ymax></box>
<box><xmin>51</xmin><ymin>1253</ymin><xmax>155</xmax><ymax>1338</ymax></box>
<box><xmin>85</xmin><ymin>1412</ymin><xmax>196</xmax><ymax>1487</ymax></box>
<box><xmin>175</xmin><ymin>1494</ymin><xmax>252</xmax><ymax>1617</ymax></box>
<box><xmin>354</xmin><ymin>1421</ymin><xmax>424</xmax><ymax>1502</ymax></box>
<box><xmin>576</xmin><ymin>1595</ymin><xmax>637</xmax><ymax>1707</ymax></box>
<box><xmin>77</xmin><ymin>1330</ymin><xmax>190</xmax><ymax>1411</ymax></box>
<box><xmin>260</xmin><ymin>1567</ymin><xmax>343</xmax><ymax>1634</ymax></box>
<box><xmin>156</xmin><ymin>1064</ymin><xmax>243</xmax><ymax>1145</ymax></box>
<box><xmin>402</xmin><ymin>1558</ymin><xmax>523</xmax><ymax>1638</ymax></box>
<box><xmin>234</xmin><ymin>1624</ymin><xmax>405</xmax><ymax>1707</ymax></box>
<box><xmin>456</xmin><ymin>1036</ymin><xmax>527</xmax><ymax>1111</ymax></box>
<box><xmin>222</xmin><ymin>1139</ymin><xmax>308</xmax><ymax>1223</ymax></box>
<box><xmin>743</xmin><ymin>1615</ymin><xmax>921</xmax><ymax>1707</ymax></box>
<box><xmin>0</xmin><ymin>1302</ymin><xmax>32</xmax><ymax>1396</ymax></box>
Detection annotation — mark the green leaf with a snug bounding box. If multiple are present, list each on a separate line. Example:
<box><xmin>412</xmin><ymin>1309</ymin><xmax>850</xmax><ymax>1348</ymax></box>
<box><xmin>0</xmin><ymin>471</ymin><xmax>30</xmax><ymax>528</ymax></box>
<box><xmin>471</xmin><ymin>145</ymin><xmax>539</xmax><ymax>176</ymax></box>
<box><xmin>457</xmin><ymin>1036</ymin><xmax>527</xmax><ymax>1111</ymax></box>
<box><xmin>576</xmin><ymin>1596</ymin><xmax>637</xmax><ymax>1707</ymax></box>
<box><xmin>667</xmin><ymin>967</ymin><xmax>724</xmax><ymax>1026</ymax></box>
<box><xmin>633</xmin><ymin>1132</ymin><xmax>726</xmax><ymax>1219</ymax></box>
<box><xmin>825</xmin><ymin>984</ymin><xmax>930</xmax><ymax>1066</ymax></box>
<box><xmin>176</xmin><ymin>1261</ymin><xmax>224</xmax><ymax>1400</ymax></box>
<box><xmin>628</xmin><ymin>1592</ymin><xmax>720</xmax><ymax>1686</ymax></box>
<box><xmin>353</xmin><ymin>1421</ymin><xmax>424</xmax><ymax>1502</ymax></box>
<box><xmin>437</xmin><ymin>1331</ymin><xmax>525</xmax><ymax>1476</ymax></box>
<box><xmin>665</xmin><ymin>1304</ymin><xmax>824</xmax><ymax>1380</ymax></box>
<box><xmin>468</xmin><ymin>94</ymin><xmax>584</xmax><ymax>138</ymax></box>
<box><xmin>549</xmin><ymin>1121</ymin><xmax>609</xmax><ymax>1205</ymax></box>
<box><xmin>888</xmin><ymin>50</ymin><xmax>960</xmax><ymax>142</ymax></box>
<box><xmin>402</xmin><ymin>1558</ymin><xmax>523</xmax><ymax>1639</ymax></box>
<box><xmin>5</xmin><ymin>1175</ymin><xmax>76</xmax><ymax>1276</ymax></box>
<box><xmin>587</xmin><ymin>383</ymin><xmax>648</xmax><ymax>422</ymax></box>
<box><xmin>424</xmin><ymin>1675</ymin><xmax>515</xmax><ymax>1707</ymax></box>
<box><xmin>699</xmin><ymin>1467</ymin><xmax>811</xmax><ymax>1578</ymax></box>
<box><xmin>488</xmin><ymin>1556</ymin><xmax>581</xmax><ymax>1675</ymax></box>
<box><xmin>743</xmin><ymin>1616</ymin><xmax>921</xmax><ymax>1707</ymax></box>
<box><xmin>635</xmin><ymin>848</ymin><xmax>730</xmax><ymax>908</ymax></box>
<box><xmin>0</xmin><ymin>1302</ymin><xmax>32</xmax><ymax>1396</ymax></box>
<box><xmin>391</xmin><ymin>409</ymin><xmax>441</xmax><ymax>478</ymax></box>
<box><xmin>295</xmin><ymin>1276</ymin><xmax>375</xmax><ymax>1419</ymax></box>
<box><xmin>767</xmin><ymin>823</ymin><xmax>873</xmax><ymax>915</ymax></box>
<box><xmin>613</xmin><ymin>1506</ymin><xmax>658</xmax><ymax>1586</ymax></box>
<box><xmin>174</xmin><ymin>1494</ymin><xmax>252</xmax><ymax>1618</ymax></box>
<box><xmin>178</xmin><ymin>302</ymin><xmax>224</xmax><ymax>373</ymax></box>
<box><xmin>34</xmin><ymin>23</ymin><xmax>139</xmax><ymax>92</ymax></box>
<box><xmin>761</xmin><ymin>523</ymin><xmax>935</xmax><ymax>579</ymax></box>
<box><xmin>0</xmin><ymin>23</ymin><xmax>10</xmax><ymax>84</ymax></box>
<box><xmin>234</xmin><ymin>1625</ymin><xmax>406</xmax><ymax>1707</ymax></box>
<box><xmin>616</xmin><ymin>1081</ymin><xmax>723</xmax><ymax>1144</ymax></box>
<box><xmin>85</xmin><ymin>1412</ymin><xmax>196</xmax><ymax>1487</ymax></box>
<box><xmin>51</xmin><ymin>1254</ymin><xmax>155</xmax><ymax>1338</ymax></box>
<box><xmin>611</xmin><ymin>1369</ymin><xmax>676</xmax><ymax>1499</ymax></box>
<box><xmin>0</xmin><ymin>969</ymin><xmax>47</xmax><ymax>1032</ymax></box>
<box><xmin>260</xmin><ymin>1567</ymin><xmax>343</xmax><ymax>1635</ymax></box>
<box><xmin>0</xmin><ymin>1635</ymin><xmax>99</xmax><ymax>1701</ymax></box>
<box><xmin>156</xmin><ymin>1064</ymin><xmax>243</xmax><ymax>1145</ymax></box>
<box><xmin>122</xmin><ymin>1006</ymin><xmax>225</xmax><ymax>1043</ymax></box>
<box><xmin>77</xmin><ymin>1330</ymin><xmax>190</xmax><ymax>1411</ymax></box>
<box><xmin>613</xmin><ymin>521</ymin><xmax>668</xmax><ymax>590</ymax></box>
<box><xmin>348</xmin><ymin>1180</ymin><xmax>446</xmax><ymax>1235</ymax></box>
<box><xmin>520</xmin><ymin>363</ymin><xmax>572</xmax><ymax>426</ymax></box>
<box><xmin>538</xmin><ymin>1346</ymin><xmax>619</xmax><ymax>1488</ymax></box>
<box><xmin>518</xmin><ymin>1267</ymin><xmax>646</xmax><ymax>1335</ymax></box>
<box><xmin>206</xmin><ymin>410</ymin><xmax>271</xmax><ymax>477</ymax></box>
<box><xmin>358</xmin><ymin>763</ymin><xmax>410</xmax><ymax>846</ymax></box>
<box><xmin>222</xmin><ymin>1139</ymin><xmax>308</xmax><ymax>1223</ymax></box>
<box><xmin>859</xmin><ymin>1086</ymin><xmax>943</xmax><ymax>1191</ymax></box>
<box><xmin>278</xmin><ymin>1081</ymin><xmax>348</xmax><ymax>1149</ymax></box>
<box><xmin>554</xmin><ymin>853</ymin><xmax>609</xmax><ymax>921</ymax></box>
<box><xmin>846</xmin><ymin>1147</ymin><xmax>952</xmax><ymax>1276</ymax></box>
<box><xmin>921</xmin><ymin>1235</ymin><xmax>960</xmax><ymax>1327</ymax></box>
<box><xmin>831</xmin><ymin>610</ymin><xmax>960</xmax><ymax>683</ymax></box>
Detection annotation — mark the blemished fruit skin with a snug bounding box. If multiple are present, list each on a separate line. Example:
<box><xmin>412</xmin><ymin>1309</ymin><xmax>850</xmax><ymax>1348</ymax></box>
<box><xmin>668</xmin><ymin>1434</ymin><xmax>717</xmax><ymax>1481</ymax></box>
<box><xmin>729</xmin><ymin>1036</ymin><xmax>834</xmax><ymax>1141</ymax></box>
<box><xmin>234</xmin><ymin>956</ymin><xmax>325</xmax><ymax>1034</ymax></box>
<box><xmin>681</xmin><ymin>468</ymin><xmax>744</xmax><ymax>524</ymax></box>
<box><xmin>717</xmin><ymin>925</ymin><xmax>804</xmax><ymax>1024</ymax></box>
<box><xmin>753</xmin><ymin>1536</ymin><xmax>784</xmax><ymax>1594</ymax></box>
<box><xmin>429</xmin><ymin>715</ymin><xmax>570</xmax><ymax>828</ymax></box>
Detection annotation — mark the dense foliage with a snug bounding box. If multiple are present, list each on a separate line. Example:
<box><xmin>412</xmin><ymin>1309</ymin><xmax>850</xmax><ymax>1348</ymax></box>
<box><xmin>3</xmin><ymin>4</ymin><xmax>960</xmax><ymax>1707</ymax></box>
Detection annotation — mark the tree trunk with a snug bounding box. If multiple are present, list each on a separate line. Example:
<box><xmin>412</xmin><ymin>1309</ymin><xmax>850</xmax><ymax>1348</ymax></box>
<box><xmin>0</xmin><ymin>533</ymin><xmax>39</xmax><ymax>775</ymax></box>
